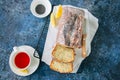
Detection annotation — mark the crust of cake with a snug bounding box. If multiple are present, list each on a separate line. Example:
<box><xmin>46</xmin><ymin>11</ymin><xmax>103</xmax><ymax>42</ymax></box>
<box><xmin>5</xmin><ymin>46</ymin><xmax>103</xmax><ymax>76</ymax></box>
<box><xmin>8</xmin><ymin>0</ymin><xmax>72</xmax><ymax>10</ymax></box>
<box><xmin>50</xmin><ymin>59</ymin><xmax>73</xmax><ymax>73</ymax></box>
<box><xmin>52</xmin><ymin>43</ymin><xmax>75</xmax><ymax>63</ymax></box>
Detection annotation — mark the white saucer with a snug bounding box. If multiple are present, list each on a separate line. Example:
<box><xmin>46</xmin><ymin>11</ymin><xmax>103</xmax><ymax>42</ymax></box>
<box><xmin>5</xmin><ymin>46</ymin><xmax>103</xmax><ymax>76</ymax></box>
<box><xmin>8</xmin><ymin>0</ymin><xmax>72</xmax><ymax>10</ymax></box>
<box><xmin>9</xmin><ymin>45</ymin><xmax>40</xmax><ymax>76</ymax></box>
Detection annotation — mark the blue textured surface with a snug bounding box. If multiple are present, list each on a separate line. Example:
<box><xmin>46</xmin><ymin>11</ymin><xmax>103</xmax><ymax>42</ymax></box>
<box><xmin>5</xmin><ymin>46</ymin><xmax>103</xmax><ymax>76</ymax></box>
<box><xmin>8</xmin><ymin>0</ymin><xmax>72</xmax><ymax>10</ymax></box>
<box><xmin>0</xmin><ymin>0</ymin><xmax>120</xmax><ymax>80</ymax></box>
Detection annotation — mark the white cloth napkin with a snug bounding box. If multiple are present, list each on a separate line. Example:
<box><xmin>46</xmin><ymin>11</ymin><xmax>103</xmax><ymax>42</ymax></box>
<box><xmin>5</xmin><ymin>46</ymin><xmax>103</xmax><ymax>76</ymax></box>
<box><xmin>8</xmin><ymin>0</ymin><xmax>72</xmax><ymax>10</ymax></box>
<box><xmin>42</xmin><ymin>5</ymin><xmax>98</xmax><ymax>73</ymax></box>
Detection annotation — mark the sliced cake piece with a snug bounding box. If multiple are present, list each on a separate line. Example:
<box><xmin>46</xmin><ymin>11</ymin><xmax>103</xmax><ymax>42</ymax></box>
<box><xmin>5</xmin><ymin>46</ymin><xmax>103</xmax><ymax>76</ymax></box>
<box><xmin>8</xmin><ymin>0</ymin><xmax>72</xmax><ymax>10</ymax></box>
<box><xmin>52</xmin><ymin>44</ymin><xmax>75</xmax><ymax>63</ymax></box>
<box><xmin>50</xmin><ymin>60</ymin><xmax>73</xmax><ymax>73</ymax></box>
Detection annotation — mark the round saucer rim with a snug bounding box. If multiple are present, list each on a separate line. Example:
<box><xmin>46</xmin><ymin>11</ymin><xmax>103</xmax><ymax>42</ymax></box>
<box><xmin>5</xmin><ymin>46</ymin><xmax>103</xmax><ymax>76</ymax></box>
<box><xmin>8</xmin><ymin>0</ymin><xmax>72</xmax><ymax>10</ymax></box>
<box><xmin>9</xmin><ymin>45</ymin><xmax>40</xmax><ymax>76</ymax></box>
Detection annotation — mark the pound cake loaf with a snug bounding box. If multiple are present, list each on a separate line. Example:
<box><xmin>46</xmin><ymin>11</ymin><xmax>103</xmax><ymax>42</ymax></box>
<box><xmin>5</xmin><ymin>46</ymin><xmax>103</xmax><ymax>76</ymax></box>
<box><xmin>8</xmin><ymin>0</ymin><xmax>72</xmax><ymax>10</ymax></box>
<box><xmin>52</xmin><ymin>43</ymin><xmax>75</xmax><ymax>63</ymax></box>
<box><xmin>50</xmin><ymin>60</ymin><xmax>73</xmax><ymax>73</ymax></box>
<box><xmin>56</xmin><ymin>6</ymin><xmax>85</xmax><ymax>48</ymax></box>
<box><xmin>50</xmin><ymin>6</ymin><xmax>85</xmax><ymax>73</ymax></box>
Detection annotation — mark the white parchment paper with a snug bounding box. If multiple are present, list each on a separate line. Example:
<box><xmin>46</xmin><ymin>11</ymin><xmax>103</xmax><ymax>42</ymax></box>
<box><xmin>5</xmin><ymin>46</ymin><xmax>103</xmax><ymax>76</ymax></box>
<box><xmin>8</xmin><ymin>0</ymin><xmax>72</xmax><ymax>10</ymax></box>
<box><xmin>42</xmin><ymin>5</ymin><xmax>99</xmax><ymax>73</ymax></box>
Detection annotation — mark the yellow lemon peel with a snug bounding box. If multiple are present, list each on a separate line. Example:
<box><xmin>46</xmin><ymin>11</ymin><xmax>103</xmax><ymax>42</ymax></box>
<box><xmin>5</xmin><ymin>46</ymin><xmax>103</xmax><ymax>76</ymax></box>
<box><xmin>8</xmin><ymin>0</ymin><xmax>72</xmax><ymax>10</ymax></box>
<box><xmin>19</xmin><ymin>69</ymin><xmax>29</xmax><ymax>74</ymax></box>
<box><xmin>50</xmin><ymin>13</ymin><xmax>56</xmax><ymax>27</ymax></box>
<box><xmin>55</xmin><ymin>5</ymin><xmax>63</xmax><ymax>19</ymax></box>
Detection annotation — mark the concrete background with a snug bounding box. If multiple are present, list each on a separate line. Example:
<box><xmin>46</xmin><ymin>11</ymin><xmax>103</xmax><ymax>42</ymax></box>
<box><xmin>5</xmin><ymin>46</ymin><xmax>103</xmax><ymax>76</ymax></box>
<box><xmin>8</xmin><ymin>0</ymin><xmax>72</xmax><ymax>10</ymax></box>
<box><xmin>0</xmin><ymin>0</ymin><xmax>120</xmax><ymax>80</ymax></box>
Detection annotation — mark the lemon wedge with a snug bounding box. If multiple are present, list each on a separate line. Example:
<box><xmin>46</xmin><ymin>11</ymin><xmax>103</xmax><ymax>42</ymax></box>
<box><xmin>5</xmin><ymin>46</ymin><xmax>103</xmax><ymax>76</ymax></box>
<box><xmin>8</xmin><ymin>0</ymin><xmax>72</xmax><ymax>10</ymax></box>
<box><xmin>50</xmin><ymin>13</ymin><xmax>56</xmax><ymax>27</ymax></box>
<box><xmin>19</xmin><ymin>69</ymin><xmax>29</xmax><ymax>74</ymax></box>
<box><xmin>55</xmin><ymin>5</ymin><xmax>63</xmax><ymax>19</ymax></box>
<box><xmin>50</xmin><ymin>5</ymin><xmax>63</xmax><ymax>27</ymax></box>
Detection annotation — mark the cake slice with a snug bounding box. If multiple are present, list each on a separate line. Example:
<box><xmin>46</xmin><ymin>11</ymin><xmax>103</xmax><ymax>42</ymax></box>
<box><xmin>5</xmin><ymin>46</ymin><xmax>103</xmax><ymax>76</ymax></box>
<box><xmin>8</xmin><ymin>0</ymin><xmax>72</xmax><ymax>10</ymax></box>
<box><xmin>50</xmin><ymin>60</ymin><xmax>73</xmax><ymax>73</ymax></box>
<box><xmin>52</xmin><ymin>44</ymin><xmax>75</xmax><ymax>63</ymax></box>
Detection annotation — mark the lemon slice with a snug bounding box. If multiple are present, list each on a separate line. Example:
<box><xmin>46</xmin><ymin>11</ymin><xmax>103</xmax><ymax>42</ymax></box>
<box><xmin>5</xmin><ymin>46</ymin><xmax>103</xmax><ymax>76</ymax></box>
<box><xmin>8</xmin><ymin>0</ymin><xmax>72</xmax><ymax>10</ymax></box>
<box><xmin>50</xmin><ymin>13</ymin><xmax>56</xmax><ymax>27</ymax></box>
<box><xmin>55</xmin><ymin>5</ymin><xmax>63</xmax><ymax>19</ymax></box>
<box><xmin>19</xmin><ymin>69</ymin><xmax>29</xmax><ymax>74</ymax></box>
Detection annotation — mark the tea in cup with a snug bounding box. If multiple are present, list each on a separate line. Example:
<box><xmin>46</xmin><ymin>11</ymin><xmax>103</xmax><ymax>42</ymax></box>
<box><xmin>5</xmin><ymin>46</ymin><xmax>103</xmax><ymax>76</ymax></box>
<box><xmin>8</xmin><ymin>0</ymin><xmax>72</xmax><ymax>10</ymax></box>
<box><xmin>12</xmin><ymin>47</ymin><xmax>31</xmax><ymax>70</ymax></box>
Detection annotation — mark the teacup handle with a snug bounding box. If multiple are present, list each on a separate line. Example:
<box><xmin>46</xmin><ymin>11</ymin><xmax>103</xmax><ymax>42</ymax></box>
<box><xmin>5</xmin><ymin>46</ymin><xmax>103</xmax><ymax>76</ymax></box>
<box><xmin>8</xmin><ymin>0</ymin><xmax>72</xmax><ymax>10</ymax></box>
<box><xmin>13</xmin><ymin>46</ymin><xmax>19</xmax><ymax>52</ymax></box>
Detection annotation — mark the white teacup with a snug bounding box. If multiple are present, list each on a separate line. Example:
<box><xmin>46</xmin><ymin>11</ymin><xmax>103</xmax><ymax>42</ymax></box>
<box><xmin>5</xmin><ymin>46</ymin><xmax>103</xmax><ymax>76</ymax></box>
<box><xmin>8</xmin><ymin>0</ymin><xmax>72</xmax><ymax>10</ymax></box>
<box><xmin>12</xmin><ymin>47</ymin><xmax>31</xmax><ymax>70</ymax></box>
<box><xmin>30</xmin><ymin>0</ymin><xmax>52</xmax><ymax>18</ymax></box>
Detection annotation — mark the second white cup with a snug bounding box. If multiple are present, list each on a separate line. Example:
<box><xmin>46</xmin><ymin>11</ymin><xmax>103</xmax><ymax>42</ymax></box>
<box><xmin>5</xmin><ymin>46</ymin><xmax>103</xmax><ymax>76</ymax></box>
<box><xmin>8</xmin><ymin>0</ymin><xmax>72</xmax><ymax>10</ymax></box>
<box><xmin>30</xmin><ymin>0</ymin><xmax>52</xmax><ymax>18</ymax></box>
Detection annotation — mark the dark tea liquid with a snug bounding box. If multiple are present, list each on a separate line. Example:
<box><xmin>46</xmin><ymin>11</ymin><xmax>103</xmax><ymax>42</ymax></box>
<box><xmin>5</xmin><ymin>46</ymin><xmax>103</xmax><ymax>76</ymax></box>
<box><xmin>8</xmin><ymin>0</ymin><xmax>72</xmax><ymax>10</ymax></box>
<box><xmin>35</xmin><ymin>4</ymin><xmax>46</xmax><ymax>14</ymax></box>
<box><xmin>15</xmin><ymin>52</ymin><xmax>30</xmax><ymax>69</ymax></box>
